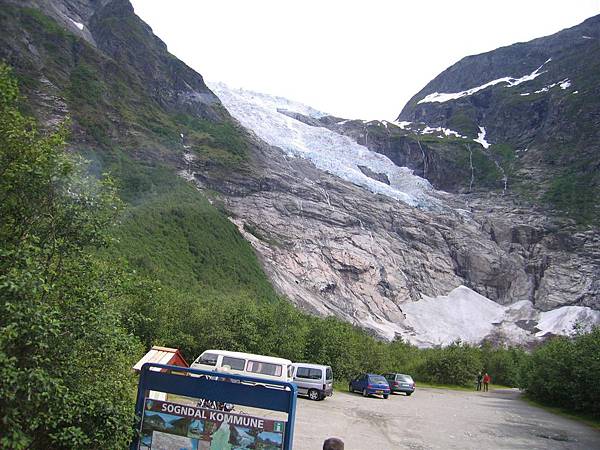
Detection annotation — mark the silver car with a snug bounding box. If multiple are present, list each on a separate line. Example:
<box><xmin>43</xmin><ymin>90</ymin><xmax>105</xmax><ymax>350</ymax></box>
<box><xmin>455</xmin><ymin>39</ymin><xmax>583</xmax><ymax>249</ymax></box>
<box><xmin>292</xmin><ymin>363</ymin><xmax>333</xmax><ymax>400</ymax></box>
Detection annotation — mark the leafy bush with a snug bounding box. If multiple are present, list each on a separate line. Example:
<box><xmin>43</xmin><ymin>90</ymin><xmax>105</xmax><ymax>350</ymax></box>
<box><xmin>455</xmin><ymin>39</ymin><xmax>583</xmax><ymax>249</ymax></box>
<box><xmin>418</xmin><ymin>342</ymin><xmax>482</xmax><ymax>386</ymax></box>
<box><xmin>0</xmin><ymin>64</ymin><xmax>140</xmax><ymax>449</ymax></box>
<box><xmin>480</xmin><ymin>343</ymin><xmax>528</xmax><ymax>387</ymax></box>
<box><xmin>521</xmin><ymin>328</ymin><xmax>600</xmax><ymax>417</ymax></box>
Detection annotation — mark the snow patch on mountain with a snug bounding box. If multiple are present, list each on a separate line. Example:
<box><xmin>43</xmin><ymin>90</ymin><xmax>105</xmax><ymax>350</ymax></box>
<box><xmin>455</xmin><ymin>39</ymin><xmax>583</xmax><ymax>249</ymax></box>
<box><xmin>417</xmin><ymin>59</ymin><xmax>551</xmax><ymax>104</ymax></box>
<box><xmin>209</xmin><ymin>82</ymin><xmax>439</xmax><ymax>208</ymax></box>
<box><xmin>386</xmin><ymin>121</ymin><xmax>465</xmax><ymax>139</ymax></box>
<box><xmin>68</xmin><ymin>17</ymin><xmax>84</xmax><ymax>30</ymax></box>
<box><xmin>559</xmin><ymin>79</ymin><xmax>572</xmax><ymax>89</ymax></box>
<box><xmin>421</xmin><ymin>126</ymin><xmax>466</xmax><ymax>139</ymax></box>
<box><xmin>393</xmin><ymin>121</ymin><xmax>412</xmax><ymax>129</ymax></box>
<box><xmin>533</xmin><ymin>78</ymin><xmax>572</xmax><ymax>94</ymax></box>
<box><xmin>474</xmin><ymin>127</ymin><xmax>491</xmax><ymax>149</ymax></box>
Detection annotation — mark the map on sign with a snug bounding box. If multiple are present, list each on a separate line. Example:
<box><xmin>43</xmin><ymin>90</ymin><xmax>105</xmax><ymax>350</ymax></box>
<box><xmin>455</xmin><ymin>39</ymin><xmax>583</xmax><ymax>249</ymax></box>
<box><xmin>138</xmin><ymin>398</ymin><xmax>285</xmax><ymax>450</ymax></box>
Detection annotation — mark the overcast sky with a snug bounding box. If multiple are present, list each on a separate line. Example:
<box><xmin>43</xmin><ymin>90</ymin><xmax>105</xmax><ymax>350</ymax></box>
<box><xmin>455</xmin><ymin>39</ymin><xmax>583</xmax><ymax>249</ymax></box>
<box><xmin>130</xmin><ymin>0</ymin><xmax>600</xmax><ymax>120</ymax></box>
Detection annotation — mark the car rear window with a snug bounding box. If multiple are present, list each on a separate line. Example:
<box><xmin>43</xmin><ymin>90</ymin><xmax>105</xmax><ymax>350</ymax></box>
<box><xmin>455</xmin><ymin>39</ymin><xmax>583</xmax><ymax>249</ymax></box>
<box><xmin>246</xmin><ymin>360</ymin><xmax>282</xmax><ymax>377</ymax></box>
<box><xmin>222</xmin><ymin>356</ymin><xmax>245</xmax><ymax>371</ymax></box>
<box><xmin>369</xmin><ymin>375</ymin><xmax>387</xmax><ymax>383</ymax></box>
<box><xmin>296</xmin><ymin>367</ymin><xmax>322</xmax><ymax>380</ymax></box>
<box><xmin>397</xmin><ymin>375</ymin><xmax>413</xmax><ymax>382</ymax></box>
<box><xmin>197</xmin><ymin>352</ymin><xmax>218</xmax><ymax>366</ymax></box>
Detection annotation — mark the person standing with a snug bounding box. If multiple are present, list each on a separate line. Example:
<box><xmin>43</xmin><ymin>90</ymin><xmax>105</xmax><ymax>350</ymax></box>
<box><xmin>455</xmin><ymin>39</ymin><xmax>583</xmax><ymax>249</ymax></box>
<box><xmin>476</xmin><ymin>372</ymin><xmax>483</xmax><ymax>391</ymax></box>
<box><xmin>483</xmin><ymin>372</ymin><xmax>491</xmax><ymax>392</ymax></box>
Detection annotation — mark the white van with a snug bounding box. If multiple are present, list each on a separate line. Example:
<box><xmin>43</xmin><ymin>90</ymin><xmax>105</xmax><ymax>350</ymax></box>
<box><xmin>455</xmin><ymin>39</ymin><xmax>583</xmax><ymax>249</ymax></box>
<box><xmin>291</xmin><ymin>363</ymin><xmax>333</xmax><ymax>400</ymax></box>
<box><xmin>190</xmin><ymin>350</ymin><xmax>293</xmax><ymax>384</ymax></box>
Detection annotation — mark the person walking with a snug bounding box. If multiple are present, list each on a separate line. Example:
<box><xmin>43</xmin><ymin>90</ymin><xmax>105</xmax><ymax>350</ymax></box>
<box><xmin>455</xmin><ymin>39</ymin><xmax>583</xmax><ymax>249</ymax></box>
<box><xmin>476</xmin><ymin>372</ymin><xmax>483</xmax><ymax>391</ymax></box>
<box><xmin>483</xmin><ymin>372</ymin><xmax>491</xmax><ymax>392</ymax></box>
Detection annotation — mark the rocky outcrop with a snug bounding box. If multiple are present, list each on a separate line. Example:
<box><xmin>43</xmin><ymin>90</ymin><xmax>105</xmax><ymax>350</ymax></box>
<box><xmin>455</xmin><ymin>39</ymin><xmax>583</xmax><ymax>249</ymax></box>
<box><xmin>0</xmin><ymin>0</ymin><xmax>225</xmax><ymax>139</ymax></box>
<box><xmin>185</xmin><ymin>126</ymin><xmax>600</xmax><ymax>341</ymax></box>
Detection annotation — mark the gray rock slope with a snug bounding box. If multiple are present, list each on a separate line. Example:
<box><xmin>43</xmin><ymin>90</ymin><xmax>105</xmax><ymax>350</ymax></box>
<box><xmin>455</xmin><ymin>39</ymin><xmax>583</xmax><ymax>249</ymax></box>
<box><xmin>184</xmin><ymin>86</ymin><xmax>599</xmax><ymax>343</ymax></box>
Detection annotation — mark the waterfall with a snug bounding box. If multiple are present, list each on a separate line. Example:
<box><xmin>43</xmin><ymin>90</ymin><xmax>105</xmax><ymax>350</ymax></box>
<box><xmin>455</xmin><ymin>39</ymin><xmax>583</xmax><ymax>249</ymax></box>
<box><xmin>417</xmin><ymin>139</ymin><xmax>427</xmax><ymax>178</ymax></box>
<box><xmin>467</xmin><ymin>144</ymin><xmax>474</xmax><ymax>192</ymax></box>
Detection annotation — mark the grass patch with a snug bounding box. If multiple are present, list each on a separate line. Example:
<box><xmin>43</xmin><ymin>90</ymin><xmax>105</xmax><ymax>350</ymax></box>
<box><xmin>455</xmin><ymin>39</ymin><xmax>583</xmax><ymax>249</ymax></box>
<box><xmin>543</xmin><ymin>169</ymin><xmax>599</xmax><ymax>225</ymax></box>
<box><xmin>333</xmin><ymin>380</ymin><xmax>350</xmax><ymax>392</ymax></box>
<box><xmin>447</xmin><ymin>110</ymin><xmax>478</xmax><ymax>137</ymax></box>
<box><xmin>415</xmin><ymin>381</ymin><xmax>513</xmax><ymax>392</ymax></box>
<box><xmin>108</xmin><ymin>178</ymin><xmax>278</xmax><ymax>300</ymax></box>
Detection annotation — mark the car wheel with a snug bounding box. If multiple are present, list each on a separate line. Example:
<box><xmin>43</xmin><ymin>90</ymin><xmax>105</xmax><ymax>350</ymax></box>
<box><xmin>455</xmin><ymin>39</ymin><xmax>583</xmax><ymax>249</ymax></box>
<box><xmin>383</xmin><ymin>394</ymin><xmax>389</xmax><ymax>399</ymax></box>
<box><xmin>362</xmin><ymin>389</ymin><xmax>368</xmax><ymax>397</ymax></box>
<box><xmin>308</xmin><ymin>389</ymin><xmax>320</xmax><ymax>401</ymax></box>
<box><xmin>406</xmin><ymin>392</ymin><xmax>412</xmax><ymax>396</ymax></box>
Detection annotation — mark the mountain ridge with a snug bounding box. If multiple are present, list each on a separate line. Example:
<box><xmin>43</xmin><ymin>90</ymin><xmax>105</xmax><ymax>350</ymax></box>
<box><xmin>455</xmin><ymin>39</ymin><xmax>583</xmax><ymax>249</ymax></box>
<box><xmin>397</xmin><ymin>14</ymin><xmax>600</xmax><ymax>225</ymax></box>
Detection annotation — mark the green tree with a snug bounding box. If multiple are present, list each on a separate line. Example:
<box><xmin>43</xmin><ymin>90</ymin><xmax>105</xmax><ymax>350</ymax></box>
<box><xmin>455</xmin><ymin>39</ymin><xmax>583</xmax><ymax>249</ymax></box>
<box><xmin>0</xmin><ymin>64</ymin><xmax>140</xmax><ymax>449</ymax></box>
<box><xmin>480</xmin><ymin>342</ymin><xmax>527</xmax><ymax>387</ymax></box>
<box><xmin>421</xmin><ymin>341</ymin><xmax>482</xmax><ymax>386</ymax></box>
<box><xmin>522</xmin><ymin>328</ymin><xmax>600</xmax><ymax>416</ymax></box>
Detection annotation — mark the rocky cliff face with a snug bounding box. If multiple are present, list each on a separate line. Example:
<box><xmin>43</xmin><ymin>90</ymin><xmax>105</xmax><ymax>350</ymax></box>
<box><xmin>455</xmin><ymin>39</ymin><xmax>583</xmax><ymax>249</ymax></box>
<box><xmin>0</xmin><ymin>0</ymin><xmax>225</xmax><ymax>151</ymax></box>
<box><xmin>186</xmin><ymin>84</ymin><xmax>600</xmax><ymax>345</ymax></box>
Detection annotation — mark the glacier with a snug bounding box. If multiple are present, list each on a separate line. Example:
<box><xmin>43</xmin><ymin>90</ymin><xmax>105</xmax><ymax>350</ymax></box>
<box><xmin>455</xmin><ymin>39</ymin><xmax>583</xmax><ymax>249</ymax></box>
<box><xmin>205</xmin><ymin>82</ymin><xmax>600</xmax><ymax>347</ymax></box>
<box><xmin>208</xmin><ymin>82</ymin><xmax>440</xmax><ymax>208</ymax></box>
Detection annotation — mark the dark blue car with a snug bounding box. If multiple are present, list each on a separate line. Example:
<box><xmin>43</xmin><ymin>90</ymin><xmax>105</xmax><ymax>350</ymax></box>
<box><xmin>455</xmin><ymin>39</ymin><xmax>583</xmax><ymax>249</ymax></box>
<box><xmin>349</xmin><ymin>373</ymin><xmax>390</xmax><ymax>399</ymax></box>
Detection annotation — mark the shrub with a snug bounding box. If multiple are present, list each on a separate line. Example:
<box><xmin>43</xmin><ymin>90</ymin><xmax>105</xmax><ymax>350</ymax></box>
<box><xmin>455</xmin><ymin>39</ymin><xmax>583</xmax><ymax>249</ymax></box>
<box><xmin>0</xmin><ymin>64</ymin><xmax>140</xmax><ymax>449</ymax></box>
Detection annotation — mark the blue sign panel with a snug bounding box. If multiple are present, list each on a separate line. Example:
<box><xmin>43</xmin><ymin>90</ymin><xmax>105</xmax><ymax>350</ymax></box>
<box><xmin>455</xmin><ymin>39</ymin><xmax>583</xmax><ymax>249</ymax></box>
<box><xmin>131</xmin><ymin>363</ymin><xmax>297</xmax><ymax>450</ymax></box>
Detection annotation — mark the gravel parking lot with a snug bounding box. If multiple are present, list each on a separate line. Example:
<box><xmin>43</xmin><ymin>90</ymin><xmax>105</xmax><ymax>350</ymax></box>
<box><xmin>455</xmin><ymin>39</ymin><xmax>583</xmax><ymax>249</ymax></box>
<box><xmin>292</xmin><ymin>388</ymin><xmax>600</xmax><ymax>450</ymax></box>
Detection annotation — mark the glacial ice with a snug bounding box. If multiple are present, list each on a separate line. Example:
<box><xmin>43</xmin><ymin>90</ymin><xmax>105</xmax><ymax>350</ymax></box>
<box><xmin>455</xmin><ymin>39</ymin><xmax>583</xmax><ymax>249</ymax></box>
<box><xmin>396</xmin><ymin>286</ymin><xmax>600</xmax><ymax>347</ymax></box>
<box><xmin>536</xmin><ymin>306</ymin><xmax>600</xmax><ymax>337</ymax></box>
<box><xmin>208</xmin><ymin>82</ymin><xmax>439</xmax><ymax>208</ymax></box>
<box><xmin>417</xmin><ymin>59</ymin><xmax>551</xmax><ymax>104</ymax></box>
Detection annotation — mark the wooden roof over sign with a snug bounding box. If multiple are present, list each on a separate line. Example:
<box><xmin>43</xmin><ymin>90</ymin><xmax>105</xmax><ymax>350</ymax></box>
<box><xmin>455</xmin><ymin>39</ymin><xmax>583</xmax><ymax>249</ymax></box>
<box><xmin>133</xmin><ymin>346</ymin><xmax>189</xmax><ymax>372</ymax></box>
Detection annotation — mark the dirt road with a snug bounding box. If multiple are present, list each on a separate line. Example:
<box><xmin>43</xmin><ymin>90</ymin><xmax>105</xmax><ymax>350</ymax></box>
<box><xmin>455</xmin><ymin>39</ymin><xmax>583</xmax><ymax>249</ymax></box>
<box><xmin>292</xmin><ymin>388</ymin><xmax>600</xmax><ymax>450</ymax></box>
